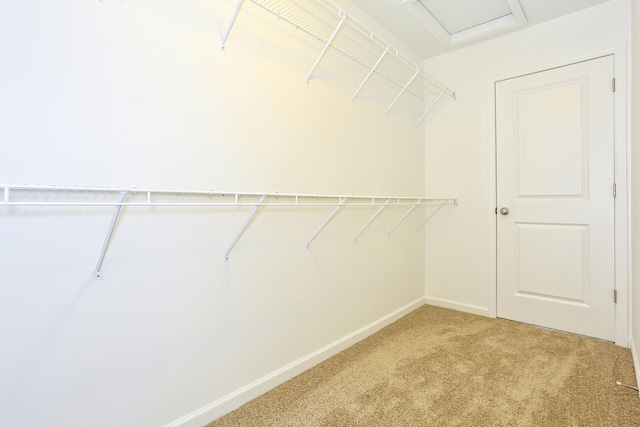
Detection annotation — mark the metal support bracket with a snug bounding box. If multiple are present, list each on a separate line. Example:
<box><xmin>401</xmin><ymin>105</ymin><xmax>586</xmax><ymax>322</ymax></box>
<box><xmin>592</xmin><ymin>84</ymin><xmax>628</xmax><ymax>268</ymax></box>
<box><xmin>387</xmin><ymin>203</ymin><xmax>419</xmax><ymax>237</ymax></box>
<box><xmin>354</xmin><ymin>198</ymin><xmax>391</xmax><ymax>242</ymax></box>
<box><xmin>417</xmin><ymin>204</ymin><xmax>444</xmax><ymax>231</ymax></box>
<box><xmin>306</xmin><ymin>15</ymin><xmax>345</xmax><ymax>82</ymax></box>
<box><xmin>353</xmin><ymin>48</ymin><xmax>388</xmax><ymax>100</ymax></box>
<box><xmin>221</xmin><ymin>0</ymin><xmax>245</xmax><ymax>50</ymax></box>
<box><xmin>386</xmin><ymin>68</ymin><xmax>419</xmax><ymax>114</ymax></box>
<box><xmin>416</xmin><ymin>91</ymin><xmax>445</xmax><ymax>126</ymax></box>
<box><xmin>307</xmin><ymin>197</ymin><xmax>347</xmax><ymax>248</ymax></box>
<box><xmin>225</xmin><ymin>194</ymin><xmax>267</xmax><ymax>260</ymax></box>
<box><xmin>93</xmin><ymin>191</ymin><xmax>128</xmax><ymax>280</ymax></box>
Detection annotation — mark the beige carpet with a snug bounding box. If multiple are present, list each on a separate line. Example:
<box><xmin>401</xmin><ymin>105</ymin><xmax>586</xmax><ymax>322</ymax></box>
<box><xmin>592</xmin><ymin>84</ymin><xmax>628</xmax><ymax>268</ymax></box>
<box><xmin>207</xmin><ymin>305</ymin><xmax>640</xmax><ymax>426</ymax></box>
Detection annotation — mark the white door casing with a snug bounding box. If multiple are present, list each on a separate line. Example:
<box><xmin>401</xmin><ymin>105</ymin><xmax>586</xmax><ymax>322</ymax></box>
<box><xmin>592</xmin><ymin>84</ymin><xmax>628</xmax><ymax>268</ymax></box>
<box><xmin>496</xmin><ymin>56</ymin><xmax>616</xmax><ymax>341</ymax></box>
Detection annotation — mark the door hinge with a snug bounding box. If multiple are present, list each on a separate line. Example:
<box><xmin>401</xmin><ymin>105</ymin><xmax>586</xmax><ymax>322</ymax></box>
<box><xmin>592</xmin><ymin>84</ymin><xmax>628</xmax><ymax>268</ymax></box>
<box><xmin>614</xmin><ymin>289</ymin><xmax>618</xmax><ymax>304</ymax></box>
<box><xmin>613</xmin><ymin>183</ymin><xmax>617</xmax><ymax>198</ymax></box>
<box><xmin>612</xmin><ymin>78</ymin><xmax>616</xmax><ymax>93</ymax></box>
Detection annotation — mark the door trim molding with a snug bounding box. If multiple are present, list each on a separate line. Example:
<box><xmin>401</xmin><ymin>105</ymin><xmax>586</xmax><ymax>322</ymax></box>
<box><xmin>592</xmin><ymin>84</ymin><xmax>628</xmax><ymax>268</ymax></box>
<box><xmin>487</xmin><ymin>45</ymin><xmax>629</xmax><ymax>346</ymax></box>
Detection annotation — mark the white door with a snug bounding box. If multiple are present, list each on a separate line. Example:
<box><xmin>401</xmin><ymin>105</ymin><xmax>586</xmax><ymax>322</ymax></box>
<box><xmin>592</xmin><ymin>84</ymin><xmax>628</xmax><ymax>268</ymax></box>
<box><xmin>496</xmin><ymin>56</ymin><xmax>616</xmax><ymax>341</ymax></box>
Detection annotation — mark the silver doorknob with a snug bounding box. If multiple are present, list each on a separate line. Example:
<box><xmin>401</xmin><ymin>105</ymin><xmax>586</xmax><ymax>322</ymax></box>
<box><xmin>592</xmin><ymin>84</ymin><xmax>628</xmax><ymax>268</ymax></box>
<box><xmin>499</xmin><ymin>207</ymin><xmax>510</xmax><ymax>215</ymax></box>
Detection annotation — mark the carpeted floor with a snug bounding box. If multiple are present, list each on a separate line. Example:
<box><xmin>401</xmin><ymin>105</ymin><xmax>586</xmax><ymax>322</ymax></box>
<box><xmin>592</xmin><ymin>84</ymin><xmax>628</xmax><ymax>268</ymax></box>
<box><xmin>207</xmin><ymin>305</ymin><xmax>640</xmax><ymax>426</ymax></box>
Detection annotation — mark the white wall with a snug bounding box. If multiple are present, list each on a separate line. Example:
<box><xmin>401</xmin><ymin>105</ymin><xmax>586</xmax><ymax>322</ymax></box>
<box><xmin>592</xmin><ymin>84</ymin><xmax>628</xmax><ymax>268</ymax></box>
<box><xmin>423</xmin><ymin>0</ymin><xmax>631</xmax><ymax>321</ymax></box>
<box><xmin>0</xmin><ymin>1</ymin><xmax>429</xmax><ymax>426</ymax></box>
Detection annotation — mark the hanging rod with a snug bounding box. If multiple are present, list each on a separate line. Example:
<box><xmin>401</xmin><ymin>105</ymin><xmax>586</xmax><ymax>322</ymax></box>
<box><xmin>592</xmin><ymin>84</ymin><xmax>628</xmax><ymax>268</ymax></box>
<box><xmin>1</xmin><ymin>184</ymin><xmax>456</xmax><ymax>274</ymax></box>
<box><xmin>222</xmin><ymin>0</ymin><xmax>456</xmax><ymax>106</ymax></box>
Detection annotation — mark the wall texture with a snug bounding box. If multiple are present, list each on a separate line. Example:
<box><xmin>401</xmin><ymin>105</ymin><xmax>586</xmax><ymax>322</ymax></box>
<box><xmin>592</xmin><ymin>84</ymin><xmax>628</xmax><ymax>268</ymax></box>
<box><xmin>0</xmin><ymin>1</ymin><xmax>430</xmax><ymax>426</ymax></box>
<box><xmin>423</xmin><ymin>0</ymin><xmax>631</xmax><ymax>337</ymax></box>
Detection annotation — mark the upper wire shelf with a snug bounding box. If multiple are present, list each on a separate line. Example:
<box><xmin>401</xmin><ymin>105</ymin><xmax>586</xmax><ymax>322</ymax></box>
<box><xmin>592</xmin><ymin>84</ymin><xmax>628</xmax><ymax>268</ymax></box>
<box><xmin>221</xmin><ymin>0</ymin><xmax>456</xmax><ymax>124</ymax></box>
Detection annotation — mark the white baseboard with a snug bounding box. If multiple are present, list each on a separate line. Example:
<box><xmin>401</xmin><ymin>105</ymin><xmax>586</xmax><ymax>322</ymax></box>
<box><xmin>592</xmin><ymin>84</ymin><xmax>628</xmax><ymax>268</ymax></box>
<box><xmin>630</xmin><ymin>336</ymin><xmax>640</xmax><ymax>398</ymax></box>
<box><xmin>164</xmin><ymin>297</ymin><xmax>427</xmax><ymax>427</ymax></box>
<box><xmin>425</xmin><ymin>296</ymin><xmax>490</xmax><ymax>317</ymax></box>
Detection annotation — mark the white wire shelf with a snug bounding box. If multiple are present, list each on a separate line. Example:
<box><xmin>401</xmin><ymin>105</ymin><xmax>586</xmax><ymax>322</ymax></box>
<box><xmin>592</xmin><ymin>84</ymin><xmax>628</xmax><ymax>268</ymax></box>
<box><xmin>1</xmin><ymin>184</ymin><xmax>455</xmax><ymax>207</ymax></box>
<box><xmin>221</xmin><ymin>0</ymin><xmax>456</xmax><ymax>125</ymax></box>
<box><xmin>1</xmin><ymin>184</ymin><xmax>457</xmax><ymax>278</ymax></box>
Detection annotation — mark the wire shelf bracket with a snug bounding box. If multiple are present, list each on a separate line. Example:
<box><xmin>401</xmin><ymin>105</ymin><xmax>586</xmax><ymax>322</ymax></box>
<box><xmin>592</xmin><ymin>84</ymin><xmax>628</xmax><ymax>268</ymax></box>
<box><xmin>416</xmin><ymin>91</ymin><xmax>445</xmax><ymax>126</ymax></box>
<box><xmin>353</xmin><ymin>48</ymin><xmax>388</xmax><ymax>101</ymax></box>
<box><xmin>94</xmin><ymin>191</ymin><xmax>128</xmax><ymax>280</ymax></box>
<box><xmin>354</xmin><ymin>198</ymin><xmax>390</xmax><ymax>242</ymax></box>
<box><xmin>307</xmin><ymin>15</ymin><xmax>345</xmax><ymax>82</ymax></box>
<box><xmin>221</xmin><ymin>0</ymin><xmax>245</xmax><ymax>50</ymax></box>
<box><xmin>306</xmin><ymin>196</ymin><xmax>348</xmax><ymax>248</ymax></box>
<box><xmin>225</xmin><ymin>194</ymin><xmax>267</xmax><ymax>260</ymax></box>
<box><xmin>386</xmin><ymin>68</ymin><xmax>419</xmax><ymax>115</ymax></box>
<box><xmin>387</xmin><ymin>203</ymin><xmax>418</xmax><ymax>237</ymax></box>
<box><xmin>417</xmin><ymin>204</ymin><xmax>444</xmax><ymax>231</ymax></box>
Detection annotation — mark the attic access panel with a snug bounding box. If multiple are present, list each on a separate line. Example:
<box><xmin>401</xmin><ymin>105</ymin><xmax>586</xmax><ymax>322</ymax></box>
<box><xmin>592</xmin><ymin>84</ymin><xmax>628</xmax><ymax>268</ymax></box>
<box><xmin>400</xmin><ymin>0</ymin><xmax>526</xmax><ymax>47</ymax></box>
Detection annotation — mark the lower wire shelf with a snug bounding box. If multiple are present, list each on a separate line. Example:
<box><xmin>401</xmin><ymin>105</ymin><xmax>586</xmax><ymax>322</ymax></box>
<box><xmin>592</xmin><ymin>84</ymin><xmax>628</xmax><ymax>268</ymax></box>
<box><xmin>1</xmin><ymin>184</ymin><xmax>457</xmax><ymax>277</ymax></box>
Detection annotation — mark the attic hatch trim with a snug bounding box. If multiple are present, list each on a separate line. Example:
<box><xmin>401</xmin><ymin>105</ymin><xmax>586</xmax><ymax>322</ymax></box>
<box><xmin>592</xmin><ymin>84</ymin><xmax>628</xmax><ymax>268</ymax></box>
<box><xmin>400</xmin><ymin>0</ymin><xmax>527</xmax><ymax>48</ymax></box>
<box><xmin>221</xmin><ymin>0</ymin><xmax>456</xmax><ymax>125</ymax></box>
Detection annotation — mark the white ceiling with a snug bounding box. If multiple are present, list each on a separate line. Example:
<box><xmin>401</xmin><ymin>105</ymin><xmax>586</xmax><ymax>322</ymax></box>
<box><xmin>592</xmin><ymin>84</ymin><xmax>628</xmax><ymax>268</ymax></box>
<box><xmin>347</xmin><ymin>0</ymin><xmax>612</xmax><ymax>59</ymax></box>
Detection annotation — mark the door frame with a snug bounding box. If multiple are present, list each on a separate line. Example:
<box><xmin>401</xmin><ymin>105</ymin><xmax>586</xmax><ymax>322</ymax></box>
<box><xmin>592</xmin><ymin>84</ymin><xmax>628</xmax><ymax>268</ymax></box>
<box><xmin>487</xmin><ymin>45</ymin><xmax>629</xmax><ymax>346</ymax></box>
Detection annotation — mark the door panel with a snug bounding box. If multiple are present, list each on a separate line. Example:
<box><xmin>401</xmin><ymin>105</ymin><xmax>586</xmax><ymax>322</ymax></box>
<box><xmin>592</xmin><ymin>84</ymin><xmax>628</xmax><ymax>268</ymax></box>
<box><xmin>496</xmin><ymin>56</ymin><xmax>615</xmax><ymax>341</ymax></box>
<box><xmin>517</xmin><ymin>81</ymin><xmax>586</xmax><ymax>197</ymax></box>
<box><xmin>516</xmin><ymin>223</ymin><xmax>588</xmax><ymax>303</ymax></box>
